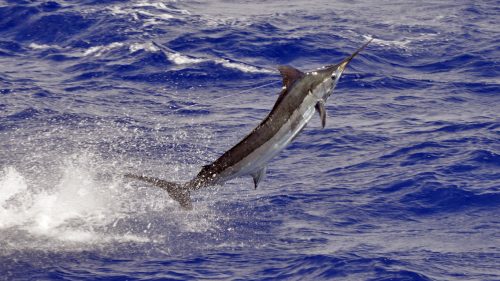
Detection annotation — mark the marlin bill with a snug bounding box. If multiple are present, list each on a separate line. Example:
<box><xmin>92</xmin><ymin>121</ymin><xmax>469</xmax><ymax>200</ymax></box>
<box><xmin>126</xmin><ymin>39</ymin><xmax>373</xmax><ymax>209</ymax></box>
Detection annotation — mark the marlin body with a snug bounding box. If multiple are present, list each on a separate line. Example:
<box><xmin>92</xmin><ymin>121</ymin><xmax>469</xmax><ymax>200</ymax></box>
<box><xmin>126</xmin><ymin>40</ymin><xmax>372</xmax><ymax>209</ymax></box>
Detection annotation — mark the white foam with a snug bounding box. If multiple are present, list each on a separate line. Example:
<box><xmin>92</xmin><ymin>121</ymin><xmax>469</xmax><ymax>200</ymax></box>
<box><xmin>108</xmin><ymin>5</ymin><xmax>130</xmax><ymax>16</ymax></box>
<box><xmin>363</xmin><ymin>34</ymin><xmax>437</xmax><ymax>50</ymax></box>
<box><xmin>136</xmin><ymin>10</ymin><xmax>174</xmax><ymax>20</ymax></box>
<box><xmin>368</xmin><ymin>37</ymin><xmax>412</xmax><ymax>49</ymax></box>
<box><xmin>129</xmin><ymin>42</ymin><xmax>160</xmax><ymax>53</ymax></box>
<box><xmin>82</xmin><ymin>41</ymin><xmax>161</xmax><ymax>56</ymax></box>
<box><xmin>215</xmin><ymin>58</ymin><xmax>273</xmax><ymax>73</ymax></box>
<box><xmin>134</xmin><ymin>1</ymin><xmax>169</xmax><ymax>10</ymax></box>
<box><xmin>162</xmin><ymin>49</ymin><xmax>273</xmax><ymax>73</ymax></box>
<box><xmin>167</xmin><ymin>52</ymin><xmax>206</xmax><ymax>64</ymax></box>
<box><xmin>134</xmin><ymin>0</ymin><xmax>190</xmax><ymax>14</ymax></box>
<box><xmin>82</xmin><ymin>40</ymin><xmax>273</xmax><ymax>75</ymax></box>
<box><xmin>83</xmin><ymin>42</ymin><xmax>125</xmax><ymax>56</ymax></box>
<box><xmin>107</xmin><ymin>0</ymin><xmax>189</xmax><ymax>27</ymax></box>
<box><xmin>28</xmin><ymin>43</ymin><xmax>60</xmax><ymax>50</ymax></box>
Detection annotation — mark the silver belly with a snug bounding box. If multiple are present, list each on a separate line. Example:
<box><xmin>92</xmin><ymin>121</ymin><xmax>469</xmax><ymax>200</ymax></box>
<box><xmin>218</xmin><ymin>95</ymin><xmax>318</xmax><ymax>183</ymax></box>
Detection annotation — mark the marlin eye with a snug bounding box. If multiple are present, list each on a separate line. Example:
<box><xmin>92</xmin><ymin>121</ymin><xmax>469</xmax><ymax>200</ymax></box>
<box><xmin>331</xmin><ymin>74</ymin><xmax>336</xmax><ymax>80</ymax></box>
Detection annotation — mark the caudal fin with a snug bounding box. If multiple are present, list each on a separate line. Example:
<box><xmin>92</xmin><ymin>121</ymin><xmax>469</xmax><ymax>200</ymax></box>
<box><xmin>124</xmin><ymin>173</ymin><xmax>193</xmax><ymax>210</ymax></box>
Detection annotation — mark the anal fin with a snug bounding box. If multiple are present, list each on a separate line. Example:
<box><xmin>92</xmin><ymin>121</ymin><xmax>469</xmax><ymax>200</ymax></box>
<box><xmin>251</xmin><ymin>166</ymin><xmax>267</xmax><ymax>189</ymax></box>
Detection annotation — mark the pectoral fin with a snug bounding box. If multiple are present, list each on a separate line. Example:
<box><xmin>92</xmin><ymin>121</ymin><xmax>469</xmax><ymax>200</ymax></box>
<box><xmin>251</xmin><ymin>166</ymin><xmax>267</xmax><ymax>189</ymax></box>
<box><xmin>315</xmin><ymin>100</ymin><xmax>326</xmax><ymax>128</ymax></box>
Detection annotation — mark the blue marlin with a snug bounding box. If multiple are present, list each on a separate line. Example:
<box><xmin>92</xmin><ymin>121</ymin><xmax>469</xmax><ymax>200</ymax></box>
<box><xmin>126</xmin><ymin>40</ymin><xmax>372</xmax><ymax>209</ymax></box>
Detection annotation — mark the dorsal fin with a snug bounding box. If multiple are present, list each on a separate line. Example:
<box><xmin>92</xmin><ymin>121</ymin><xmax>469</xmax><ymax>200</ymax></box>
<box><xmin>278</xmin><ymin>66</ymin><xmax>304</xmax><ymax>89</ymax></box>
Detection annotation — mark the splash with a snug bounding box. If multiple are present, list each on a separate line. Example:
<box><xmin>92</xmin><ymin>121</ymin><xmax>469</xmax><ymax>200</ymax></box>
<box><xmin>0</xmin><ymin>157</ymin><xmax>113</xmax><ymax>240</ymax></box>
<box><xmin>0</xmin><ymin>153</ymin><xmax>153</xmax><ymax>248</ymax></box>
<box><xmin>0</xmin><ymin>150</ymin><xmax>225</xmax><ymax>252</ymax></box>
<box><xmin>0</xmin><ymin>167</ymin><xmax>28</xmax><ymax>228</ymax></box>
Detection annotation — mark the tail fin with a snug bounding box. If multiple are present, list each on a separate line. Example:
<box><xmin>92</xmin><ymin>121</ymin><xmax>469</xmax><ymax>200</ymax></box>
<box><xmin>124</xmin><ymin>173</ymin><xmax>193</xmax><ymax>210</ymax></box>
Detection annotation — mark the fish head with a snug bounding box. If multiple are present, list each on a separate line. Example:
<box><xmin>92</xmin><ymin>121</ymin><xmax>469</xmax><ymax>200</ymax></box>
<box><xmin>312</xmin><ymin>39</ymin><xmax>373</xmax><ymax>101</ymax></box>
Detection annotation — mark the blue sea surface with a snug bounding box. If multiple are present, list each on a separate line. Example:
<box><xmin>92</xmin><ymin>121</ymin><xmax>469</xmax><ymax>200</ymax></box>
<box><xmin>0</xmin><ymin>0</ymin><xmax>499</xmax><ymax>280</ymax></box>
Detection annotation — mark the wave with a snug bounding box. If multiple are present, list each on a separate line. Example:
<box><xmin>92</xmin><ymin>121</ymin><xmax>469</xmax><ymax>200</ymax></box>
<box><xmin>83</xmin><ymin>42</ymin><xmax>125</xmax><ymax>56</ymax></box>
<box><xmin>399</xmin><ymin>184</ymin><xmax>500</xmax><ymax>214</ymax></box>
<box><xmin>46</xmin><ymin>40</ymin><xmax>274</xmax><ymax>76</ymax></box>
<box><xmin>248</xmin><ymin>254</ymin><xmax>433</xmax><ymax>280</ymax></box>
<box><xmin>107</xmin><ymin>0</ymin><xmax>190</xmax><ymax>27</ymax></box>
<box><xmin>153</xmin><ymin>42</ymin><xmax>274</xmax><ymax>73</ymax></box>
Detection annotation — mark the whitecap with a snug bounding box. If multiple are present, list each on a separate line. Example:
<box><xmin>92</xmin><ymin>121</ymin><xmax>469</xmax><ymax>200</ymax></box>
<box><xmin>28</xmin><ymin>43</ymin><xmax>60</xmax><ymax>50</ymax></box>
<box><xmin>363</xmin><ymin>35</ymin><xmax>412</xmax><ymax>49</ymax></box>
<box><xmin>215</xmin><ymin>58</ymin><xmax>273</xmax><ymax>73</ymax></box>
<box><xmin>167</xmin><ymin>52</ymin><xmax>206</xmax><ymax>64</ymax></box>
<box><xmin>363</xmin><ymin>34</ymin><xmax>438</xmax><ymax>50</ymax></box>
<box><xmin>129</xmin><ymin>42</ymin><xmax>160</xmax><ymax>53</ymax></box>
<box><xmin>160</xmin><ymin>48</ymin><xmax>273</xmax><ymax>73</ymax></box>
<box><xmin>107</xmin><ymin>0</ymin><xmax>189</xmax><ymax>27</ymax></box>
<box><xmin>83</xmin><ymin>42</ymin><xmax>125</xmax><ymax>56</ymax></box>
<box><xmin>136</xmin><ymin>10</ymin><xmax>174</xmax><ymax>20</ymax></box>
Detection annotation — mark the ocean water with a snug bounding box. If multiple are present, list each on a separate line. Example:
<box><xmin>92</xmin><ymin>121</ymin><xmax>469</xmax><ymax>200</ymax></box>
<box><xmin>0</xmin><ymin>0</ymin><xmax>499</xmax><ymax>280</ymax></box>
